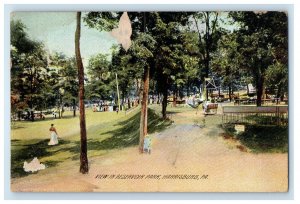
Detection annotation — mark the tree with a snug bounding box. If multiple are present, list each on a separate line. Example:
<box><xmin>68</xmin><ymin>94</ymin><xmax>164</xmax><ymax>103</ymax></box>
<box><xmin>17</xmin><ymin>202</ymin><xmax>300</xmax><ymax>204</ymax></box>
<box><xmin>131</xmin><ymin>31</ymin><xmax>156</xmax><ymax>152</ymax></box>
<box><xmin>211</xmin><ymin>32</ymin><xmax>242</xmax><ymax>101</ymax></box>
<box><xmin>11</xmin><ymin>20</ymin><xmax>48</xmax><ymax>121</ymax></box>
<box><xmin>60</xmin><ymin>57</ymin><xmax>79</xmax><ymax>117</ymax></box>
<box><xmin>84</xmin><ymin>12</ymin><xmax>156</xmax><ymax>153</ymax></box>
<box><xmin>111</xmin><ymin>48</ymin><xmax>143</xmax><ymax>109</ymax></box>
<box><xmin>230</xmin><ymin>11</ymin><xmax>288</xmax><ymax>106</ymax></box>
<box><xmin>152</xmin><ymin>12</ymin><xmax>193</xmax><ymax>118</ymax></box>
<box><xmin>180</xmin><ymin>31</ymin><xmax>201</xmax><ymax>97</ymax></box>
<box><xmin>192</xmin><ymin>12</ymin><xmax>221</xmax><ymax>100</ymax></box>
<box><xmin>48</xmin><ymin>52</ymin><xmax>68</xmax><ymax>118</ymax></box>
<box><xmin>265</xmin><ymin>62</ymin><xmax>288</xmax><ymax>100</ymax></box>
<box><xmin>75</xmin><ymin>12</ymin><xmax>88</xmax><ymax>174</ymax></box>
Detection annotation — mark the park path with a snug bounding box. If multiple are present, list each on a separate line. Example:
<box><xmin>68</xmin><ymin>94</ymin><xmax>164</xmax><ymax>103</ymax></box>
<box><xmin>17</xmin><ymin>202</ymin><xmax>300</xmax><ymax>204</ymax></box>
<box><xmin>11</xmin><ymin>108</ymin><xmax>288</xmax><ymax>192</ymax></box>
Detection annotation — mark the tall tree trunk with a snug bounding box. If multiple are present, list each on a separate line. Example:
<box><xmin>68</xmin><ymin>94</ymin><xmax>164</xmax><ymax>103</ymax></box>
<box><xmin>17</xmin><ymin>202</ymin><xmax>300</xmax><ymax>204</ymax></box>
<box><xmin>162</xmin><ymin>85</ymin><xmax>168</xmax><ymax>120</ymax></box>
<box><xmin>73</xmin><ymin>98</ymin><xmax>76</xmax><ymax>117</ymax></box>
<box><xmin>205</xmin><ymin>12</ymin><xmax>210</xmax><ymax>101</ymax></box>
<box><xmin>135</xmin><ymin>78</ymin><xmax>140</xmax><ymax>98</ymax></box>
<box><xmin>18</xmin><ymin>111</ymin><xmax>21</xmax><ymax>121</ymax></box>
<box><xmin>276</xmin><ymin>83</ymin><xmax>283</xmax><ymax>104</ymax></box>
<box><xmin>138</xmin><ymin>12</ymin><xmax>150</xmax><ymax>153</ymax></box>
<box><xmin>75</xmin><ymin>12</ymin><xmax>88</xmax><ymax>174</ymax></box>
<box><xmin>61</xmin><ymin>105</ymin><xmax>64</xmax><ymax>118</ymax></box>
<box><xmin>173</xmin><ymin>88</ymin><xmax>177</xmax><ymax>107</ymax></box>
<box><xmin>157</xmin><ymin>93</ymin><xmax>160</xmax><ymax>104</ymax></box>
<box><xmin>229</xmin><ymin>85</ymin><xmax>232</xmax><ymax>102</ymax></box>
<box><xmin>30</xmin><ymin>75</ymin><xmax>34</xmax><ymax>122</ymax></box>
<box><xmin>128</xmin><ymin>98</ymin><xmax>131</xmax><ymax>109</ymax></box>
<box><xmin>256</xmin><ymin>76</ymin><xmax>264</xmax><ymax>107</ymax></box>
<box><xmin>139</xmin><ymin>65</ymin><xmax>150</xmax><ymax>153</ymax></box>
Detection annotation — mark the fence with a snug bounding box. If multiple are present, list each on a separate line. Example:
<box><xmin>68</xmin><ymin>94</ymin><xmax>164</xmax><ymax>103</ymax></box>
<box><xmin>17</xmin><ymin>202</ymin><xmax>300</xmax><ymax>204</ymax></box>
<box><xmin>222</xmin><ymin>106</ymin><xmax>288</xmax><ymax>126</ymax></box>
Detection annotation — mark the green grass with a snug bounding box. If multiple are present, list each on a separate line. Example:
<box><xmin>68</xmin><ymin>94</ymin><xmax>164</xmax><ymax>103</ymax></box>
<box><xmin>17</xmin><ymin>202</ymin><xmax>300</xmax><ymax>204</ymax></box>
<box><xmin>11</xmin><ymin>109</ymin><xmax>126</xmax><ymax>140</ymax></box>
<box><xmin>222</xmin><ymin>123</ymin><xmax>288</xmax><ymax>153</ymax></box>
<box><xmin>245</xmin><ymin>115</ymin><xmax>288</xmax><ymax>125</ymax></box>
<box><xmin>11</xmin><ymin>108</ymin><xmax>172</xmax><ymax>178</ymax></box>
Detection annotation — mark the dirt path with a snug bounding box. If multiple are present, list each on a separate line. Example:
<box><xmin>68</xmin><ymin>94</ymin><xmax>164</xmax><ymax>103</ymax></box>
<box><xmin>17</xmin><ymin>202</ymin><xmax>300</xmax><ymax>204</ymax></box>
<box><xmin>11</xmin><ymin>108</ymin><xmax>288</xmax><ymax>192</ymax></box>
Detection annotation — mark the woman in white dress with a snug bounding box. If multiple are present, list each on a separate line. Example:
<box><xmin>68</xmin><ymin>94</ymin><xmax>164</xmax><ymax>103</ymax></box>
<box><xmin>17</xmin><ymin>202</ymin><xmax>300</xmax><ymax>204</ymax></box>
<box><xmin>48</xmin><ymin>124</ymin><xmax>59</xmax><ymax>145</ymax></box>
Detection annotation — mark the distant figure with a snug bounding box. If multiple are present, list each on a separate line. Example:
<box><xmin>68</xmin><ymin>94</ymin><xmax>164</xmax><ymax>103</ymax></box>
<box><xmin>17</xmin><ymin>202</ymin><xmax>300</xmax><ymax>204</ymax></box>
<box><xmin>116</xmin><ymin>107</ymin><xmax>119</xmax><ymax>114</ymax></box>
<box><xmin>48</xmin><ymin>124</ymin><xmax>59</xmax><ymax>145</ymax></box>
<box><xmin>143</xmin><ymin>135</ymin><xmax>152</xmax><ymax>154</ymax></box>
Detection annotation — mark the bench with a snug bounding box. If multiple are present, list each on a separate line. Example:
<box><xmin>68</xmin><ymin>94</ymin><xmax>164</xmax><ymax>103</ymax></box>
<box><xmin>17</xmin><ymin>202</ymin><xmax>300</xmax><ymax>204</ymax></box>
<box><xmin>203</xmin><ymin>103</ymin><xmax>218</xmax><ymax>115</ymax></box>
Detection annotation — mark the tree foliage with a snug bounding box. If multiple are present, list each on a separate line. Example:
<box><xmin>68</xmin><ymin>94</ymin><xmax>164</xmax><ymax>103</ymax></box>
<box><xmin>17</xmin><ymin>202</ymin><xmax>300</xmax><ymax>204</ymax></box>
<box><xmin>230</xmin><ymin>11</ymin><xmax>288</xmax><ymax>105</ymax></box>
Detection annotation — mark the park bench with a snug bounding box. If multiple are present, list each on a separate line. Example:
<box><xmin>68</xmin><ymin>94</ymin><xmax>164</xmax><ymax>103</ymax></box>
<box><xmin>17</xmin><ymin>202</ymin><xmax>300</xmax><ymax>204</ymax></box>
<box><xmin>203</xmin><ymin>103</ymin><xmax>218</xmax><ymax>115</ymax></box>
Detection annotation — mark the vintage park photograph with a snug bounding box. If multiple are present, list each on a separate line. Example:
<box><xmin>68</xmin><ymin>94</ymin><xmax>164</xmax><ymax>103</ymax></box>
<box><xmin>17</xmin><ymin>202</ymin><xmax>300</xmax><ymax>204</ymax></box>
<box><xmin>10</xmin><ymin>11</ymin><xmax>288</xmax><ymax>192</ymax></box>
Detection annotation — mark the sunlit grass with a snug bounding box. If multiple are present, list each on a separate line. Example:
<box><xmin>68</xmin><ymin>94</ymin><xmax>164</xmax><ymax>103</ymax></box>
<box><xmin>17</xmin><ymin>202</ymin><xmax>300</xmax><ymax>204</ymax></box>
<box><xmin>11</xmin><ymin>107</ymin><xmax>172</xmax><ymax>178</ymax></box>
<box><xmin>11</xmin><ymin>108</ymin><xmax>127</xmax><ymax>140</ymax></box>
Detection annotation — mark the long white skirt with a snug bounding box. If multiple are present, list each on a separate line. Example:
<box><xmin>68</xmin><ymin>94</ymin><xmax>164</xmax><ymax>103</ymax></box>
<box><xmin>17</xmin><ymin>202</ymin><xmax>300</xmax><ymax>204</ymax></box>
<box><xmin>48</xmin><ymin>131</ymin><xmax>58</xmax><ymax>145</ymax></box>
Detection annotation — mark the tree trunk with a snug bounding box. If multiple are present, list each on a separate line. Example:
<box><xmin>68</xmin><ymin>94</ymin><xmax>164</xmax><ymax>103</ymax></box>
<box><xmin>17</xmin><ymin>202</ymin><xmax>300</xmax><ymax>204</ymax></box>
<box><xmin>138</xmin><ymin>79</ymin><xmax>142</xmax><ymax>105</ymax></box>
<box><xmin>205</xmin><ymin>13</ymin><xmax>210</xmax><ymax>101</ymax></box>
<box><xmin>139</xmin><ymin>65</ymin><xmax>150</xmax><ymax>153</ymax></box>
<box><xmin>276</xmin><ymin>84</ymin><xmax>282</xmax><ymax>99</ymax></box>
<box><xmin>229</xmin><ymin>85</ymin><xmax>232</xmax><ymax>102</ymax></box>
<box><xmin>162</xmin><ymin>85</ymin><xmax>168</xmax><ymax>120</ymax></box>
<box><xmin>136</xmin><ymin>78</ymin><xmax>140</xmax><ymax>98</ymax></box>
<box><xmin>75</xmin><ymin>12</ymin><xmax>88</xmax><ymax>174</ymax></box>
<box><xmin>61</xmin><ymin>106</ymin><xmax>64</xmax><ymax>118</ymax></box>
<box><xmin>256</xmin><ymin>77</ymin><xmax>264</xmax><ymax>107</ymax></box>
<box><xmin>29</xmin><ymin>72</ymin><xmax>34</xmax><ymax>122</ymax></box>
<box><xmin>58</xmin><ymin>106</ymin><xmax>61</xmax><ymax>119</ymax></box>
<box><xmin>30</xmin><ymin>111</ymin><xmax>34</xmax><ymax>122</ymax></box>
<box><xmin>173</xmin><ymin>89</ymin><xmax>177</xmax><ymax>107</ymax></box>
<box><xmin>157</xmin><ymin>94</ymin><xmax>160</xmax><ymax>104</ymax></box>
<box><xmin>73</xmin><ymin>98</ymin><xmax>76</xmax><ymax>117</ymax></box>
<box><xmin>128</xmin><ymin>98</ymin><xmax>131</xmax><ymax>109</ymax></box>
<box><xmin>18</xmin><ymin>111</ymin><xmax>21</xmax><ymax>121</ymax></box>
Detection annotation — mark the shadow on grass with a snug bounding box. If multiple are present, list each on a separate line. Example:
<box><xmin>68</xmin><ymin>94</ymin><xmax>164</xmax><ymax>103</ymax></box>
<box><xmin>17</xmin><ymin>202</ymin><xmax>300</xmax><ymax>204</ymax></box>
<box><xmin>64</xmin><ymin>109</ymin><xmax>172</xmax><ymax>157</ymax></box>
<box><xmin>222</xmin><ymin>124</ymin><xmax>288</xmax><ymax>153</ymax></box>
<box><xmin>11</xmin><ymin>139</ymin><xmax>72</xmax><ymax>178</ymax></box>
<box><xmin>11</xmin><ymin>109</ymin><xmax>172</xmax><ymax>178</ymax></box>
<box><xmin>56</xmin><ymin>109</ymin><xmax>172</xmax><ymax>161</ymax></box>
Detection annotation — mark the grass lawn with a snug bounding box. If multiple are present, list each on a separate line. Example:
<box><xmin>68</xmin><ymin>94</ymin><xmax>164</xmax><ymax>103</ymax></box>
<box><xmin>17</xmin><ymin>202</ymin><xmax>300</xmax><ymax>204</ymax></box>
<box><xmin>222</xmin><ymin>123</ymin><xmax>288</xmax><ymax>153</ymax></box>
<box><xmin>11</xmin><ymin>108</ymin><xmax>127</xmax><ymax>140</ymax></box>
<box><xmin>11</xmin><ymin>106</ymin><xmax>172</xmax><ymax>178</ymax></box>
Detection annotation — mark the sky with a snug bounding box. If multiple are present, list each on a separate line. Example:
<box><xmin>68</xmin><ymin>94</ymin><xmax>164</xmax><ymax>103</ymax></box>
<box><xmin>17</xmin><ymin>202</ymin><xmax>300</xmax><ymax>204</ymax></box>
<box><xmin>11</xmin><ymin>12</ymin><xmax>237</xmax><ymax>67</ymax></box>
<box><xmin>11</xmin><ymin>12</ymin><xmax>117</xmax><ymax>66</ymax></box>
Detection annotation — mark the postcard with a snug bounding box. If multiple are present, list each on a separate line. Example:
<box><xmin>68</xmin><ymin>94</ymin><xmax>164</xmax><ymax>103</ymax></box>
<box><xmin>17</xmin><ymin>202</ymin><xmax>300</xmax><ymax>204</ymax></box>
<box><xmin>10</xmin><ymin>11</ymin><xmax>288</xmax><ymax>192</ymax></box>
